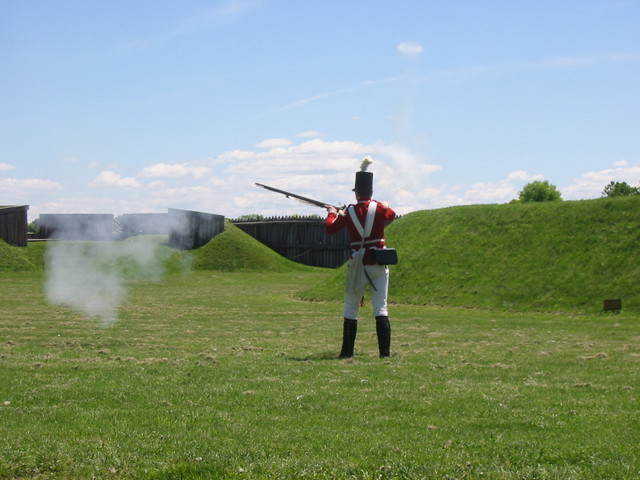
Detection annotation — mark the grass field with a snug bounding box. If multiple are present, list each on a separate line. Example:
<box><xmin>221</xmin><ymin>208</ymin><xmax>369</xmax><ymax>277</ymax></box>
<box><xmin>305</xmin><ymin>196</ymin><xmax>640</xmax><ymax>314</ymax></box>
<box><xmin>1</xmin><ymin>269</ymin><xmax>638</xmax><ymax>479</ymax></box>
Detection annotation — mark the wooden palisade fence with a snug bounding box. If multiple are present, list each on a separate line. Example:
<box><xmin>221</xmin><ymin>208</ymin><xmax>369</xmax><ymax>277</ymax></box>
<box><xmin>233</xmin><ymin>216</ymin><xmax>350</xmax><ymax>268</ymax></box>
<box><xmin>37</xmin><ymin>209</ymin><xmax>225</xmax><ymax>250</ymax></box>
<box><xmin>168</xmin><ymin>208</ymin><xmax>225</xmax><ymax>250</ymax></box>
<box><xmin>0</xmin><ymin>205</ymin><xmax>29</xmax><ymax>247</ymax></box>
<box><xmin>39</xmin><ymin>213</ymin><xmax>115</xmax><ymax>240</ymax></box>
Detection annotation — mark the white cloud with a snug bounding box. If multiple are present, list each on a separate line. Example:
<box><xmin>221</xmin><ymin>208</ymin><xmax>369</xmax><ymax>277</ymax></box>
<box><xmin>297</xmin><ymin>131</ymin><xmax>322</xmax><ymax>138</ymax></box>
<box><xmin>393</xmin><ymin>170</ymin><xmax>552</xmax><ymax>214</ymax></box>
<box><xmin>397</xmin><ymin>42</ymin><xmax>423</xmax><ymax>57</ymax></box>
<box><xmin>416</xmin><ymin>164</ymin><xmax>442</xmax><ymax>175</ymax></box>
<box><xmin>90</xmin><ymin>170</ymin><xmax>141</xmax><ymax>188</ymax></box>
<box><xmin>198</xmin><ymin>137</ymin><xmax>444</xmax><ymax>217</ymax></box>
<box><xmin>213</xmin><ymin>149</ymin><xmax>256</xmax><ymax>163</ymax></box>
<box><xmin>213</xmin><ymin>138</ymin><xmax>382</xmax><ymax>184</ymax></box>
<box><xmin>562</xmin><ymin>162</ymin><xmax>640</xmax><ymax>200</ymax></box>
<box><xmin>23</xmin><ymin>133</ymin><xmax>638</xmax><ymax>222</ymax></box>
<box><xmin>464</xmin><ymin>181</ymin><xmax>517</xmax><ymax>203</ymax></box>
<box><xmin>0</xmin><ymin>163</ymin><xmax>16</xmax><ymax>172</ymax></box>
<box><xmin>255</xmin><ymin>138</ymin><xmax>293</xmax><ymax>149</ymax></box>
<box><xmin>507</xmin><ymin>170</ymin><xmax>543</xmax><ymax>181</ymax></box>
<box><xmin>148</xmin><ymin>181</ymin><xmax>166</xmax><ymax>189</ymax></box>
<box><xmin>36</xmin><ymin>195</ymin><xmax>148</xmax><ymax>217</ymax></box>
<box><xmin>138</xmin><ymin>162</ymin><xmax>211</xmax><ymax>179</ymax></box>
<box><xmin>0</xmin><ymin>178</ymin><xmax>63</xmax><ymax>199</ymax></box>
<box><xmin>147</xmin><ymin>185</ymin><xmax>215</xmax><ymax>210</ymax></box>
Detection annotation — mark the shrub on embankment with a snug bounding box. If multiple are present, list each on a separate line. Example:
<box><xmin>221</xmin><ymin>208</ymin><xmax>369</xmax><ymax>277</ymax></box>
<box><xmin>301</xmin><ymin>196</ymin><xmax>640</xmax><ymax>314</ymax></box>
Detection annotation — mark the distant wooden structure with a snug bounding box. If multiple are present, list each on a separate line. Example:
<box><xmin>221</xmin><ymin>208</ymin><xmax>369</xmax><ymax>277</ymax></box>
<box><xmin>0</xmin><ymin>205</ymin><xmax>29</xmax><ymax>247</ymax></box>
<box><xmin>119</xmin><ymin>213</ymin><xmax>172</xmax><ymax>237</ymax></box>
<box><xmin>234</xmin><ymin>216</ymin><xmax>350</xmax><ymax>268</ymax></box>
<box><xmin>39</xmin><ymin>214</ymin><xmax>115</xmax><ymax>240</ymax></box>
<box><xmin>35</xmin><ymin>209</ymin><xmax>224</xmax><ymax>249</ymax></box>
<box><xmin>168</xmin><ymin>208</ymin><xmax>225</xmax><ymax>250</ymax></box>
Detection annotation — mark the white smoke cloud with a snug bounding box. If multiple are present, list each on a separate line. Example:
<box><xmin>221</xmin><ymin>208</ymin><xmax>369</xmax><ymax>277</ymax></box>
<box><xmin>44</xmin><ymin>224</ymin><xmax>183</xmax><ymax>327</ymax></box>
<box><xmin>46</xmin><ymin>242</ymin><xmax>127</xmax><ymax>326</ymax></box>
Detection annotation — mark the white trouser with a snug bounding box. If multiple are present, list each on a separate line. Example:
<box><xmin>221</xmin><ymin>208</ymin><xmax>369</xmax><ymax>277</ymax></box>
<box><xmin>343</xmin><ymin>264</ymin><xmax>389</xmax><ymax>320</ymax></box>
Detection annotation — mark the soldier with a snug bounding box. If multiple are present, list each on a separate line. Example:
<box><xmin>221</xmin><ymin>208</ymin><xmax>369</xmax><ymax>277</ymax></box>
<box><xmin>325</xmin><ymin>158</ymin><xmax>398</xmax><ymax>358</ymax></box>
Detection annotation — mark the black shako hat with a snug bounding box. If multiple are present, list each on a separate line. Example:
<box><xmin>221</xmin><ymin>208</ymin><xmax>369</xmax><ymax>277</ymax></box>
<box><xmin>353</xmin><ymin>157</ymin><xmax>373</xmax><ymax>197</ymax></box>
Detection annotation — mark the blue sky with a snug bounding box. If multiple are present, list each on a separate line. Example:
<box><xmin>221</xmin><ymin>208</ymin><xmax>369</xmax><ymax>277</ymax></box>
<box><xmin>2</xmin><ymin>0</ymin><xmax>639</xmax><ymax>221</ymax></box>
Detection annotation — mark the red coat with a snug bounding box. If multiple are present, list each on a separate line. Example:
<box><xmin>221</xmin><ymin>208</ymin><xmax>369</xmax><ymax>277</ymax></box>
<box><xmin>326</xmin><ymin>198</ymin><xmax>397</xmax><ymax>265</ymax></box>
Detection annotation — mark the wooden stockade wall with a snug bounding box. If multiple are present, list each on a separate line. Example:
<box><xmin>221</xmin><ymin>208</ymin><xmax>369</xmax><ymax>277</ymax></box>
<box><xmin>169</xmin><ymin>208</ymin><xmax>225</xmax><ymax>250</ymax></box>
<box><xmin>119</xmin><ymin>213</ymin><xmax>173</xmax><ymax>237</ymax></box>
<box><xmin>39</xmin><ymin>214</ymin><xmax>115</xmax><ymax>240</ymax></box>
<box><xmin>233</xmin><ymin>217</ymin><xmax>350</xmax><ymax>268</ymax></box>
<box><xmin>36</xmin><ymin>210</ymin><xmax>224</xmax><ymax>249</ymax></box>
<box><xmin>0</xmin><ymin>205</ymin><xmax>29</xmax><ymax>247</ymax></box>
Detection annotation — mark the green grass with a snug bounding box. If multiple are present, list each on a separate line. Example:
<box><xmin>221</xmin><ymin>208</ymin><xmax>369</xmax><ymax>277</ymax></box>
<box><xmin>191</xmin><ymin>222</ymin><xmax>313</xmax><ymax>272</ymax></box>
<box><xmin>304</xmin><ymin>196</ymin><xmax>640</xmax><ymax>314</ymax></box>
<box><xmin>5</xmin><ymin>197</ymin><xmax>640</xmax><ymax>313</ymax></box>
<box><xmin>1</xmin><ymin>269</ymin><xmax>639</xmax><ymax>479</ymax></box>
<box><xmin>1</xmin><ymin>200</ymin><xmax>637</xmax><ymax>478</ymax></box>
<box><xmin>0</xmin><ymin>239</ymin><xmax>40</xmax><ymax>271</ymax></box>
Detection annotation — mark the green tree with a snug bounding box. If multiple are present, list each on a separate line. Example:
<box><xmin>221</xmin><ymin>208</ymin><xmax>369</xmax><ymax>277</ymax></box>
<box><xmin>602</xmin><ymin>181</ymin><xmax>639</xmax><ymax>197</ymax></box>
<box><xmin>234</xmin><ymin>214</ymin><xmax>264</xmax><ymax>221</ymax></box>
<box><xmin>27</xmin><ymin>219</ymin><xmax>39</xmax><ymax>234</ymax></box>
<box><xmin>517</xmin><ymin>180</ymin><xmax>562</xmax><ymax>203</ymax></box>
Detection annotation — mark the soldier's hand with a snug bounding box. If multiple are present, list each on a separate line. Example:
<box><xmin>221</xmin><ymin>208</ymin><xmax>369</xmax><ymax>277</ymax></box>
<box><xmin>327</xmin><ymin>206</ymin><xmax>338</xmax><ymax>214</ymax></box>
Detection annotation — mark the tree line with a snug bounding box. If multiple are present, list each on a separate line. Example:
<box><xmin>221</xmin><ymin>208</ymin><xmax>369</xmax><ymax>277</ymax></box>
<box><xmin>515</xmin><ymin>180</ymin><xmax>640</xmax><ymax>203</ymax></box>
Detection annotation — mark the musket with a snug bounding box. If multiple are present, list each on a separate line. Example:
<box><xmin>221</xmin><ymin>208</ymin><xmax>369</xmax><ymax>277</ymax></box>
<box><xmin>255</xmin><ymin>183</ymin><xmax>344</xmax><ymax>211</ymax></box>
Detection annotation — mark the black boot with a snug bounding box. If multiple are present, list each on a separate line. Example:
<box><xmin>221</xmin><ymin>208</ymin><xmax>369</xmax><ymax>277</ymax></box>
<box><xmin>375</xmin><ymin>316</ymin><xmax>391</xmax><ymax>358</ymax></box>
<box><xmin>339</xmin><ymin>318</ymin><xmax>358</xmax><ymax>358</ymax></box>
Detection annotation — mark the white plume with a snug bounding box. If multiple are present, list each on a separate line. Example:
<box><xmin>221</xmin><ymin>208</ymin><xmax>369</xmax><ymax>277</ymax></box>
<box><xmin>360</xmin><ymin>156</ymin><xmax>373</xmax><ymax>171</ymax></box>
